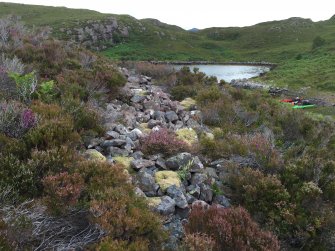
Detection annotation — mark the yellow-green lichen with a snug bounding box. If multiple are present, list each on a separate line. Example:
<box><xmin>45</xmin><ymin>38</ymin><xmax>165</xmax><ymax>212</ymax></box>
<box><xmin>180</xmin><ymin>98</ymin><xmax>196</xmax><ymax>110</ymax></box>
<box><xmin>155</xmin><ymin>171</ymin><xmax>181</xmax><ymax>192</ymax></box>
<box><xmin>176</xmin><ymin>128</ymin><xmax>198</xmax><ymax>146</ymax></box>
<box><xmin>84</xmin><ymin>149</ymin><xmax>106</xmax><ymax>162</ymax></box>
<box><xmin>147</xmin><ymin>197</ymin><xmax>162</xmax><ymax>208</ymax></box>
<box><xmin>138</xmin><ymin>123</ymin><xmax>151</xmax><ymax>134</ymax></box>
<box><xmin>113</xmin><ymin>156</ymin><xmax>134</xmax><ymax>170</ymax></box>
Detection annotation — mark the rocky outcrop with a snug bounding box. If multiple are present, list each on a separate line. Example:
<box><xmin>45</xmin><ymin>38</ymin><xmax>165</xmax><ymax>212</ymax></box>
<box><xmin>58</xmin><ymin>17</ymin><xmax>129</xmax><ymax>50</ymax></box>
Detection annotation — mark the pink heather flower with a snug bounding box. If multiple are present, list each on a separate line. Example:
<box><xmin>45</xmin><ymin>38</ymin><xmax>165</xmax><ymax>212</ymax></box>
<box><xmin>21</xmin><ymin>109</ymin><xmax>36</xmax><ymax>129</ymax></box>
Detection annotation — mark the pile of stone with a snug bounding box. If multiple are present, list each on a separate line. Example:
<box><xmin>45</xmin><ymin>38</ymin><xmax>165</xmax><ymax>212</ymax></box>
<box><xmin>230</xmin><ymin>79</ymin><xmax>268</xmax><ymax>89</ymax></box>
<box><xmin>84</xmin><ymin>71</ymin><xmax>231</xmax><ymax>248</ymax></box>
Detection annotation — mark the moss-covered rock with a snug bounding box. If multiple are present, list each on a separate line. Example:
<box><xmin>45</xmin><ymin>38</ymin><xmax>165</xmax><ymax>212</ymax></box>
<box><xmin>113</xmin><ymin>156</ymin><xmax>134</xmax><ymax>170</ymax></box>
<box><xmin>138</xmin><ymin>123</ymin><xmax>152</xmax><ymax>134</ymax></box>
<box><xmin>155</xmin><ymin>171</ymin><xmax>181</xmax><ymax>192</ymax></box>
<box><xmin>180</xmin><ymin>97</ymin><xmax>197</xmax><ymax>110</ymax></box>
<box><xmin>84</xmin><ymin>149</ymin><xmax>106</xmax><ymax>162</ymax></box>
<box><xmin>176</xmin><ymin>128</ymin><xmax>198</xmax><ymax>146</ymax></box>
<box><xmin>147</xmin><ymin>197</ymin><xmax>162</xmax><ymax>208</ymax></box>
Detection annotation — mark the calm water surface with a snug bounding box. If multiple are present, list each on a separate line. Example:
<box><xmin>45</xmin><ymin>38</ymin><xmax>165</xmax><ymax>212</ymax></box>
<box><xmin>173</xmin><ymin>65</ymin><xmax>270</xmax><ymax>82</ymax></box>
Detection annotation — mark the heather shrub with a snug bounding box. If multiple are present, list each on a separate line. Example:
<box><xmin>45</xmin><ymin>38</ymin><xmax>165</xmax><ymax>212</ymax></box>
<box><xmin>182</xmin><ymin>233</ymin><xmax>215</xmax><ymax>251</ymax></box>
<box><xmin>228</xmin><ymin>168</ymin><xmax>292</xmax><ymax>234</ymax></box>
<box><xmin>77</xmin><ymin>161</ymin><xmax>166</xmax><ymax>249</ymax></box>
<box><xmin>0</xmin><ymin>101</ymin><xmax>36</xmax><ymax>138</ymax></box>
<box><xmin>42</xmin><ymin>172</ymin><xmax>84</xmax><ymax>214</ymax></box>
<box><xmin>0</xmin><ymin>153</ymin><xmax>37</xmax><ymax>197</ymax></box>
<box><xmin>0</xmin><ymin>53</ymin><xmax>24</xmax><ymax>74</ymax></box>
<box><xmin>185</xmin><ymin>205</ymin><xmax>280</xmax><ymax>251</ymax></box>
<box><xmin>24</xmin><ymin>114</ymin><xmax>80</xmax><ymax>150</ymax></box>
<box><xmin>141</xmin><ymin>128</ymin><xmax>189</xmax><ymax>156</ymax></box>
<box><xmin>170</xmin><ymin>84</ymin><xmax>198</xmax><ymax>101</ymax></box>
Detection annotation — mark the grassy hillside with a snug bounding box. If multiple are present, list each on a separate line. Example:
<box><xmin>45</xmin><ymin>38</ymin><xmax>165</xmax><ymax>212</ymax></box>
<box><xmin>1</xmin><ymin>2</ymin><xmax>335</xmax><ymax>93</ymax></box>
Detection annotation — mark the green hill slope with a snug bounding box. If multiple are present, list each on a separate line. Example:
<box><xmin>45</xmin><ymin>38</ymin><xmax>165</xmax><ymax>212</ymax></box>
<box><xmin>1</xmin><ymin>2</ymin><xmax>335</xmax><ymax>92</ymax></box>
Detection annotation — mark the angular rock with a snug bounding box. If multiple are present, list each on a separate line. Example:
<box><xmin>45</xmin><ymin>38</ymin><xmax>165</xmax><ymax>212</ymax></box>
<box><xmin>131</xmin><ymin>151</ymin><xmax>144</xmax><ymax>159</ymax></box>
<box><xmin>108</xmin><ymin>147</ymin><xmax>130</xmax><ymax>157</ymax></box>
<box><xmin>199</xmin><ymin>183</ymin><xmax>213</xmax><ymax>203</ymax></box>
<box><xmin>148</xmin><ymin>119</ymin><xmax>162</xmax><ymax>129</ymax></box>
<box><xmin>166</xmin><ymin>153</ymin><xmax>193</xmax><ymax>171</ymax></box>
<box><xmin>105</xmin><ymin>131</ymin><xmax>120</xmax><ymax>139</ymax></box>
<box><xmin>213</xmin><ymin>195</ymin><xmax>231</xmax><ymax>208</ymax></box>
<box><xmin>87</xmin><ymin>138</ymin><xmax>103</xmax><ymax>149</ymax></box>
<box><xmin>186</xmin><ymin>193</ymin><xmax>196</xmax><ymax>204</ymax></box>
<box><xmin>167</xmin><ymin>185</ymin><xmax>188</xmax><ymax>209</ymax></box>
<box><xmin>191</xmin><ymin>173</ymin><xmax>207</xmax><ymax>186</ymax></box>
<box><xmin>101</xmin><ymin>139</ymin><xmax>126</xmax><ymax>148</ymax></box>
<box><xmin>114</xmin><ymin>124</ymin><xmax>128</xmax><ymax>135</ymax></box>
<box><xmin>131</xmin><ymin>159</ymin><xmax>155</xmax><ymax>171</ymax></box>
<box><xmin>131</xmin><ymin>94</ymin><xmax>146</xmax><ymax>103</ymax></box>
<box><xmin>189</xmin><ymin>156</ymin><xmax>204</xmax><ymax>173</ymax></box>
<box><xmin>127</xmin><ymin>128</ymin><xmax>144</xmax><ymax>141</ymax></box>
<box><xmin>191</xmin><ymin>200</ymin><xmax>209</xmax><ymax>210</ymax></box>
<box><xmin>186</xmin><ymin>184</ymin><xmax>201</xmax><ymax>198</ymax></box>
<box><xmin>165</xmin><ymin>111</ymin><xmax>179</xmax><ymax>123</ymax></box>
<box><xmin>152</xmin><ymin>111</ymin><xmax>166</xmax><ymax>121</ymax></box>
<box><xmin>148</xmin><ymin>196</ymin><xmax>176</xmax><ymax>215</ymax></box>
<box><xmin>156</xmin><ymin>158</ymin><xmax>167</xmax><ymax>170</ymax></box>
<box><xmin>134</xmin><ymin>187</ymin><xmax>146</xmax><ymax>198</ymax></box>
<box><xmin>137</xmin><ymin>171</ymin><xmax>159</xmax><ymax>197</ymax></box>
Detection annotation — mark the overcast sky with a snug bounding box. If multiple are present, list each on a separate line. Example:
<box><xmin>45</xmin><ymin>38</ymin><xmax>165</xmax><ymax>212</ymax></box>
<box><xmin>4</xmin><ymin>0</ymin><xmax>335</xmax><ymax>29</ymax></box>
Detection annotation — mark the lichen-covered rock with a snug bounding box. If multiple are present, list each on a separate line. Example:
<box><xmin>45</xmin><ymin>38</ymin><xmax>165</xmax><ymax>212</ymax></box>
<box><xmin>131</xmin><ymin>159</ymin><xmax>155</xmax><ymax>170</ymax></box>
<box><xmin>165</xmin><ymin>111</ymin><xmax>179</xmax><ymax>123</ymax></box>
<box><xmin>113</xmin><ymin>156</ymin><xmax>134</xmax><ymax>169</ymax></box>
<box><xmin>180</xmin><ymin>97</ymin><xmax>197</xmax><ymax>110</ymax></box>
<box><xmin>84</xmin><ymin>149</ymin><xmax>106</xmax><ymax>162</ymax></box>
<box><xmin>167</xmin><ymin>185</ymin><xmax>188</xmax><ymax>209</ymax></box>
<box><xmin>165</xmin><ymin>153</ymin><xmax>193</xmax><ymax>171</ymax></box>
<box><xmin>147</xmin><ymin>196</ymin><xmax>176</xmax><ymax>215</ymax></box>
<box><xmin>176</xmin><ymin>128</ymin><xmax>198</xmax><ymax>146</ymax></box>
<box><xmin>137</xmin><ymin>171</ymin><xmax>159</xmax><ymax>197</ymax></box>
<box><xmin>155</xmin><ymin>171</ymin><xmax>181</xmax><ymax>191</ymax></box>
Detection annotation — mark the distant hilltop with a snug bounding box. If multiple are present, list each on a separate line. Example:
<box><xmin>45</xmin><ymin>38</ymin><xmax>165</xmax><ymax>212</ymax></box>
<box><xmin>188</xmin><ymin>28</ymin><xmax>200</xmax><ymax>32</ymax></box>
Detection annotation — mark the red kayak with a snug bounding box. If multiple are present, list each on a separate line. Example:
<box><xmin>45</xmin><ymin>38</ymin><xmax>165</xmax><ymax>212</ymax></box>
<box><xmin>281</xmin><ymin>99</ymin><xmax>293</xmax><ymax>103</ymax></box>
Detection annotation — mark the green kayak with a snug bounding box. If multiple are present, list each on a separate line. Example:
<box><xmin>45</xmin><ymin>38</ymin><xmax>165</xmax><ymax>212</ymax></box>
<box><xmin>292</xmin><ymin>104</ymin><xmax>316</xmax><ymax>109</ymax></box>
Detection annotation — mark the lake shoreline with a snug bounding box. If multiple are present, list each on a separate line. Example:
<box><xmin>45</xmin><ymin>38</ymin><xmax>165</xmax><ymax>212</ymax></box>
<box><xmin>150</xmin><ymin>61</ymin><xmax>277</xmax><ymax>69</ymax></box>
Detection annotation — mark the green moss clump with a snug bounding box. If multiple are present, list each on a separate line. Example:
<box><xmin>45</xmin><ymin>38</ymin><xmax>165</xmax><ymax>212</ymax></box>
<box><xmin>155</xmin><ymin>171</ymin><xmax>181</xmax><ymax>191</ymax></box>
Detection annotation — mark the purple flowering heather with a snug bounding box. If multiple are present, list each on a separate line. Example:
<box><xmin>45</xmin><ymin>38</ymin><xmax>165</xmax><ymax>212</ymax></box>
<box><xmin>21</xmin><ymin>108</ymin><xmax>36</xmax><ymax>129</ymax></box>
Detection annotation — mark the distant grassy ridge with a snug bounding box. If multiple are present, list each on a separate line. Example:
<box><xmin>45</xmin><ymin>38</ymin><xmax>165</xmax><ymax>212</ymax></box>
<box><xmin>1</xmin><ymin>2</ymin><xmax>335</xmax><ymax>93</ymax></box>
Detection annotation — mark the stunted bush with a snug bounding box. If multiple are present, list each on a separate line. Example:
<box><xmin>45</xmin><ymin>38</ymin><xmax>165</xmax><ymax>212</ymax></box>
<box><xmin>0</xmin><ymin>101</ymin><xmax>36</xmax><ymax>138</ymax></box>
<box><xmin>141</xmin><ymin>128</ymin><xmax>188</xmax><ymax>156</ymax></box>
<box><xmin>228</xmin><ymin>168</ymin><xmax>292</xmax><ymax>234</ymax></box>
<box><xmin>77</xmin><ymin>161</ymin><xmax>166</xmax><ymax>249</ymax></box>
<box><xmin>42</xmin><ymin>172</ymin><xmax>84</xmax><ymax>214</ymax></box>
<box><xmin>182</xmin><ymin>233</ymin><xmax>215</xmax><ymax>251</ymax></box>
<box><xmin>0</xmin><ymin>53</ymin><xmax>24</xmax><ymax>74</ymax></box>
<box><xmin>185</xmin><ymin>205</ymin><xmax>280</xmax><ymax>251</ymax></box>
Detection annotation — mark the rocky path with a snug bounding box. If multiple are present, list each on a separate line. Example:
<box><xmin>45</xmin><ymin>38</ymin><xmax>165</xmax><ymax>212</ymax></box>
<box><xmin>84</xmin><ymin>70</ymin><xmax>231</xmax><ymax>248</ymax></box>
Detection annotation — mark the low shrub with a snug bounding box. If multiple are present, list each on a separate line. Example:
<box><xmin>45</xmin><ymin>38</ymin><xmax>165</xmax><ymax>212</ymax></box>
<box><xmin>24</xmin><ymin>114</ymin><xmax>80</xmax><ymax>150</ymax></box>
<box><xmin>185</xmin><ymin>205</ymin><xmax>280</xmax><ymax>251</ymax></box>
<box><xmin>42</xmin><ymin>172</ymin><xmax>84</xmax><ymax>214</ymax></box>
<box><xmin>77</xmin><ymin>161</ymin><xmax>166</xmax><ymax>249</ymax></box>
<box><xmin>182</xmin><ymin>233</ymin><xmax>215</xmax><ymax>251</ymax></box>
<box><xmin>170</xmin><ymin>85</ymin><xmax>198</xmax><ymax>101</ymax></box>
<box><xmin>141</xmin><ymin>128</ymin><xmax>189</xmax><ymax>156</ymax></box>
<box><xmin>0</xmin><ymin>101</ymin><xmax>36</xmax><ymax>138</ymax></box>
<box><xmin>0</xmin><ymin>153</ymin><xmax>37</xmax><ymax>197</ymax></box>
<box><xmin>228</xmin><ymin>168</ymin><xmax>292</xmax><ymax>234</ymax></box>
